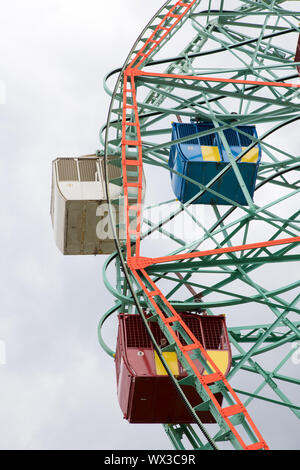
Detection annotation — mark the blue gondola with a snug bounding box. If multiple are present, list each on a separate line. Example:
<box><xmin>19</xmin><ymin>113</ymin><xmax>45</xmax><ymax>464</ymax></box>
<box><xmin>168</xmin><ymin>121</ymin><xmax>262</xmax><ymax>205</ymax></box>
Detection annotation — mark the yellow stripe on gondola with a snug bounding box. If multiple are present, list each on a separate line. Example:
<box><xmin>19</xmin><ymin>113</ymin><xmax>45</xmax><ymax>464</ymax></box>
<box><xmin>154</xmin><ymin>351</ymin><xmax>179</xmax><ymax>376</ymax></box>
<box><xmin>240</xmin><ymin>147</ymin><xmax>259</xmax><ymax>163</ymax></box>
<box><xmin>201</xmin><ymin>146</ymin><xmax>221</xmax><ymax>162</ymax></box>
<box><xmin>154</xmin><ymin>349</ymin><xmax>230</xmax><ymax>377</ymax></box>
<box><xmin>204</xmin><ymin>350</ymin><xmax>230</xmax><ymax>376</ymax></box>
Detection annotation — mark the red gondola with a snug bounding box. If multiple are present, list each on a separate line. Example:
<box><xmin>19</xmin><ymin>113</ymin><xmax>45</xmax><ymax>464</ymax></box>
<box><xmin>115</xmin><ymin>312</ymin><xmax>231</xmax><ymax>424</ymax></box>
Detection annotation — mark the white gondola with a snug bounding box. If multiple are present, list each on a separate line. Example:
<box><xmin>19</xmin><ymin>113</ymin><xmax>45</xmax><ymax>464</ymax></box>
<box><xmin>51</xmin><ymin>156</ymin><xmax>145</xmax><ymax>255</ymax></box>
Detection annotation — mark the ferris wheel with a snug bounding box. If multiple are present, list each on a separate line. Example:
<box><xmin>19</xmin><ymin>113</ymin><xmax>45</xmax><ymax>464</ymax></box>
<box><xmin>52</xmin><ymin>0</ymin><xmax>300</xmax><ymax>451</ymax></box>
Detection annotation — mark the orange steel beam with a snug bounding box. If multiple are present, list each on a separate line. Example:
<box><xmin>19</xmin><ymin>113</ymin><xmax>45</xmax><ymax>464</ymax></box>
<box><xmin>135</xmin><ymin>69</ymin><xmax>300</xmax><ymax>89</ymax></box>
<box><xmin>127</xmin><ymin>236</ymin><xmax>300</xmax><ymax>270</ymax></box>
<box><xmin>132</xmin><ymin>266</ymin><xmax>269</xmax><ymax>450</ymax></box>
<box><xmin>128</xmin><ymin>0</ymin><xmax>199</xmax><ymax>70</ymax></box>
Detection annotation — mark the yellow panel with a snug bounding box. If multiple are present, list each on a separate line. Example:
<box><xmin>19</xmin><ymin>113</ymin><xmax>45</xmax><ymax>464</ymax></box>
<box><xmin>201</xmin><ymin>146</ymin><xmax>221</xmax><ymax>162</ymax></box>
<box><xmin>204</xmin><ymin>350</ymin><xmax>230</xmax><ymax>376</ymax></box>
<box><xmin>241</xmin><ymin>147</ymin><xmax>259</xmax><ymax>163</ymax></box>
<box><xmin>154</xmin><ymin>351</ymin><xmax>179</xmax><ymax>376</ymax></box>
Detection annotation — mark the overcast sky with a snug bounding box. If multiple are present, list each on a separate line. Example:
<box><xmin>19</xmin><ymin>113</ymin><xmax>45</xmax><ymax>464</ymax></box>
<box><xmin>0</xmin><ymin>0</ymin><xmax>299</xmax><ymax>450</ymax></box>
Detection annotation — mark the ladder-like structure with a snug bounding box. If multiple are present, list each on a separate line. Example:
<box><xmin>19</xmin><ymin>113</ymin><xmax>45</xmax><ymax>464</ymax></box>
<box><xmin>121</xmin><ymin>0</ymin><xmax>270</xmax><ymax>450</ymax></box>
<box><xmin>101</xmin><ymin>0</ymin><xmax>300</xmax><ymax>450</ymax></box>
